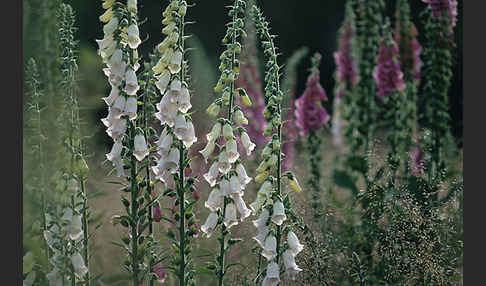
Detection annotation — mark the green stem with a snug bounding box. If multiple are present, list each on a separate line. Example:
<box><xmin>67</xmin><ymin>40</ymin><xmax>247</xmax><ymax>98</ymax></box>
<box><xmin>129</xmin><ymin>121</ymin><xmax>140</xmax><ymax>286</ymax></box>
<box><xmin>81</xmin><ymin>178</ymin><xmax>90</xmax><ymax>286</ymax></box>
<box><xmin>218</xmin><ymin>197</ymin><xmax>228</xmax><ymax>286</ymax></box>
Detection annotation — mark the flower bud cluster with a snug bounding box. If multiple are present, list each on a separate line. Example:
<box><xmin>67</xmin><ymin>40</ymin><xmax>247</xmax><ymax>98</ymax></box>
<box><xmin>98</xmin><ymin>0</ymin><xmax>145</xmax><ymax>176</ymax></box>
<box><xmin>200</xmin><ymin>0</ymin><xmax>254</xmax><ymax>238</ymax></box>
<box><xmin>251</xmin><ymin>4</ymin><xmax>304</xmax><ymax>283</ymax></box>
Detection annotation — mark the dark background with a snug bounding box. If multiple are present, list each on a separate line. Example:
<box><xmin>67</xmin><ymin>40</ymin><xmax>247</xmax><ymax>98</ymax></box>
<box><xmin>26</xmin><ymin>0</ymin><xmax>463</xmax><ymax>146</ymax></box>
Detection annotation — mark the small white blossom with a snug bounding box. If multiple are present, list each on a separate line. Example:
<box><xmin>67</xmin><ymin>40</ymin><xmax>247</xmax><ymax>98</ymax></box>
<box><xmin>253</xmin><ymin>225</ymin><xmax>269</xmax><ymax>248</ymax></box>
<box><xmin>71</xmin><ymin>252</ymin><xmax>89</xmax><ymax>278</ymax></box>
<box><xmin>217</xmin><ymin>151</ymin><xmax>231</xmax><ymax>174</ymax></box>
<box><xmin>241</xmin><ymin>131</ymin><xmax>256</xmax><ymax>156</ymax></box>
<box><xmin>283</xmin><ymin>249</ymin><xmax>302</xmax><ymax>280</ymax></box>
<box><xmin>203</xmin><ymin>161</ymin><xmax>219</xmax><ymax>187</ymax></box>
<box><xmin>127</xmin><ymin>23</ymin><xmax>141</xmax><ymax>49</ymax></box>
<box><xmin>123</xmin><ymin>96</ymin><xmax>138</xmax><ymax>120</ymax></box>
<box><xmin>223</xmin><ymin>203</ymin><xmax>238</xmax><ymax>229</ymax></box>
<box><xmin>124</xmin><ymin>68</ymin><xmax>140</xmax><ymax>96</ymax></box>
<box><xmin>205</xmin><ymin>187</ymin><xmax>223</xmax><ymax>212</ymax></box>
<box><xmin>168</xmin><ymin>50</ymin><xmax>183</xmax><ymax>74</ymax></box>
<box><xmin>287</xmin><ymin>231</ymin><xmax>304</xmax><ymax>255</ymax></box>
<box><xmin>262</xmin><ymin>262</ymin><xmax>280</xmax><ymax>286</ymax></box>
<box><xmin>199</xmin><ymin>140</ymin><xmax>216</xmax><ymax>163</ymax></box>
<box><xmin>155</xmin><ymin>70</ymin><xmax>171</xmax><ymax>94</ymax></box>
<box><xmin>225</xmin><ymin>138</ymin><xmax>239</xmax><ymax>164</ymax></box>
<box><xmin>222</xmin><ymin>123</ymin><xmax>233</xmax><ymax>140</ymax></box>
<box><xmin>106</xmin><ymin>140</ymin><xmax>123</xmax><ymax>162</ymax></box>
<box><xmin>231</xmin><ymin>193</ymin><xmax>251</xmax><ymax>221</ymax></box>
<box><xmin>235</xmin><ymin>163</ymin><xmax>252</xmax><ymax>185</ymax></box>
<box><xmin>206</xmin><ymin>122</ymin><xmax>222</xmax><ymax>142</ymax></box>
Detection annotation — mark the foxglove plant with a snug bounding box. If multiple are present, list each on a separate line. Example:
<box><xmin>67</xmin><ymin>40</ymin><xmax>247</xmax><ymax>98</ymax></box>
<box><xmin>421</xmin><ymin>2</ymin><xmax>456</xmax><ymax>194</ymax></box>
<box><xmin>57</xmin><ymin>3</ymin><xmax>92</xmax><ymax>284</ymax></box>
<box><xmin>235</xmin><ymin>0</ymin><xmax>268</xmax><ymax>150</ymax></box>
<box><xmin>395</xmin><ymin>0</ymin><xmax>423</xmax><ymax>173</ymax></box>
<box><xmin>374</xmin><ymin>19</ymin><xmax>409</xmax><ymax>183</ymax></box>
<box><xmin>280</xmin><ymin>47</ymin><xmax>309</xmax><ymax>172</ymax></box>
<box><xmin>200</xmin><ymin>1</ymin><xmax>255</xmax><ymax>285</ymax></box>
<box><xmin>97</xmin><ymin>1</ymin><xmax>156</xmax><ymax>284</ymax></box>
<box><xmin>295</xmin><ymin>53</ymin><xmax>330</xmax><ymax>228</ymax></box>
<box><xmin>251</xmin><ymin>5</ymin><xmax>305</xmax><ymax>284</ymax></box>
<box><xmin>332</xmin><ymin>1</ymin><xmax>358</xmax><ymax>152</ymax></box>
<box><xmin>151</xmin><ymin>1</ymin><xmax>199</xmax><ymax>285</ymax></box>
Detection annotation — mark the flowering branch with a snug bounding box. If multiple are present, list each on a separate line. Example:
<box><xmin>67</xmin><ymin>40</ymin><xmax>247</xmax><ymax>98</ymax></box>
<box><xmin>251</xmin><ymin>4</ymin><xmax>305</xmax><ymax>284</ymax></box>
<box><xmin>200</xmin><ymin>1</ymin><xmax>255</xmax><ymax>285</ymax></box>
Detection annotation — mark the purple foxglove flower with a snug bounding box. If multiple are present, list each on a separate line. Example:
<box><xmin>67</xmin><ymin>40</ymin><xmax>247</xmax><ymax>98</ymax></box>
<box><xmin>153</xmin><ymin>203</ymin><xmax>162</xmax><ymax>222</ymax></box>
<box><xmin>295</xmin><ymin>75</ymin><xmax>330</xmax><ymax>136</ymax></box>
<box><xmin>395</xmin><ymin>7</ymin><xmax>423</xmax><ymax>83</ymax></box>
<box><xmin>333</xmin><ymin>19</ymin><xmax>358</xmax><ymax>100</ymax></box>
<box><xmin>422</xmin><ymin>0</ymin><xmax>457</xmax><ymax>28</ymax></box>
<box><xmin>373</xmin><ymin>38</ymin><xmax>406</xmax><ymax>98</ymax></box>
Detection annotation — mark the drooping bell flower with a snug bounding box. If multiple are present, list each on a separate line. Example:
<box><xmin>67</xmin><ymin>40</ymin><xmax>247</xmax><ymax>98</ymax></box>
<box><xmin>294</xmin><ymin>73</ymin><xmax>330</xmax><ymax>136</ymax></box>
<box><xmin>373</xmin><ymin>35</ymin><xmax>406</xmax><ymax>98</ymax></box>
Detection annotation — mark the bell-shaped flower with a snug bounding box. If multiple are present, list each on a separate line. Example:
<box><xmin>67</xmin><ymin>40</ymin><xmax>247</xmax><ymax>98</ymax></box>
<box><xmin>108</xmin><ymin>49</ymin><xmax>123</xmax><ymax>71</ymax></box>
<box><xmin>173</xmin><ymin>114</ymin><xmax>188</xmax><ymax>140</ymax></box>
<box><xmin>112</xmin><ymin>95</ymin><xmax>126</xmax><ymax>116</ymax></box>
<box><xmin>258</xmin><ymin>180</ymin><xmax>273</xmax><ymax>199</ymax></box>
<box><xmin>255</xmin><ymin>170</ymin><xmax>270</xmax><ymax>184</ymax></box>
<box><xmin>124</xmin><ymin>68</ymin><xmax>140</xmax><ymax>96</ymax></box>
<box><xmin>133</xmin><ymin>134</ymin><xmax>149</xmax><ymax>161</ymax></box>
<box><xmin>241</xmin><ymin>131</ymin><xmax>256</xmax><ymax>156</ymax></box>
<box><xmin>283</xmin><ymin>249</ymin><xmax>302</xmax><ymax>279</ymax></box>
<box><xmin>287</xmin><ymin>230</ymin><xmax>304</xmax><ymax>255</ymax></box>
<box><xmin>200</xmin><ymin>140</ymin><xmax>216</xmax><ymax>163</ymax></box>
<box><xmin>177</xmin><ymin>87</ymin><xmax>192</xmax><ymax>113</ymax></box>
<box><xmin>232</xmin><ymin>194</ymin><xmax>251</xmax><ymax>221</ymax></box>
<box><xmin>234</xmin><ymin>109</ymin><xmax>248</xmax><ymax>125</ymax></box>
<box><xmin>123</xmin><ymin>96</ymin><xmax>138</xmax><ymax>120</ymax></box>
<box><xmin>222</xmin><ymin>123</ymin><xmax>233</xmax><ymax>140</ymax></box>
<box><xmin>103</xmin><ymin>16</ymin><xmax>119</xmax><ymax>36</ymax></box>
<box><xmin>252</xmin><ymin>209</ymin><xmax>269</xmax><ymax>229</ymax></box>
<box><xmin>127</xmin><ymin>0</ymin><xmax>137</xmax><ymax>13</ymax></box>
<box><xmin>68</xmin><ymin>215</ymin><xmax>83</xmax><ymax>241</ymax></box>
<box><xmin>262</xmin><ymin>235</ymin><xmax>277</xmax><ymax>261</ymax></box>
<box><xmin>206</xmin><ymin>101</ymin><xmax>221</xmax><ymax>117</ymax></box>
<box><xmin>271</xmin><ymin>201</ymin><xmax>287</xmax><ymax>226</ymax></box>
<box><xmin>163</xmin><ymin>148</ymin><xmax>180</xmax><ymax>174</ymax></box>
<box><xmin>250</xmin><ymin>196</ymin><xmax>266</xmax><ymax>213</ymax></box>
<box><xmin>153</xmin><ymin>203</ymin><xmax>162</xmax><ymax>222</ymax></box>
<box><xmin>102</xmin><ymin>86</ymin><xmax>120</xmax><ymax>106</ymax></box>
<box><xmin>155</xmin><ymin>70</ymin><xmax>171</xmax><ymax>94</ymax></box>
<box><xmin>206</xmin><ymin>122</ymin><xmax>222</xmax><ymax>142</ymax></box>
<box><xmin>223</xmin><ymin>203</ymin><xmax>238</xmax><ymax>229</ymax></box>
<box><xmin>253</xmin><ymin>224</ymin><xmax>269</xmax><ymax>248</ymax></box>
<box><xmin>219</xmin><ymin>179</ymin><xmax>230</xmax><ymax>196</ymax></box>
<box><xmin>235</xmin><ymin>163</ymin><xmax>252</xmax><ymax>185</ymax></box>
<box><xmin>106</xmin><ymin>118</ymin><xmax>127</xmax><ymax>140</ymax></box>
<box><xmin>262</xmin><ymin>262</ymin><xmax>280</xmax><ymax>286</ymax></box>
<box><xmin>127</xmin><ymin>23</ymin><xmax>141</xmax><ymax>49</ymax></box>
<box><xmin>201</xmin><ymin>212</ymin><xmax>219</xmax><ymax>238</ymax></box>
<box><xmin>71</xmin><ymin>253</ymin><xmax>88</xmax><ymax>278</ymax></box>
<box><xmin>229</xmin><ymin>175</ymin><xmax>243</xmax><ymax>196</ymax></box>
<box><xmin>225</xmin><ymin>138</ymin><xmax>239</xmax><ymax>164</ymax></box>
<box><xmin>203</xmin><ymin>161</ymin><xmax>220</xmax><ymax>187</ymax></box>
<box><xmin>156</xmin><ymin>128</ymin><xmax>172</xmax><ymax>156</ymax></box>
<box><xmin>61</xmin><ymin>208</ymin><xmax>73</xmax><ymax>222</ymax></box>
<box><xmin>168</xmin><ymin>79</ymin><xmax>182</xmax><ymax>99</ymax></box>
<box><xmin>99</xmin><ymin>8</ymin><xmax>114</xmax><ymax>23</ymax></box>
<box><xmin>168</xmin><ymin>50</ymin><xmax>183</xmax><ymax>74</ymax></box>
<box><xmin>289</xmin><ymin>176</ymin><xmax>303</xmax><ymax>193</ymax></box>
<box><xmin>106</xmin><ymin>140</ymin><xmax>123</xmax><ymax>162</ymax></box>
<box><xmin>113</xmin><ymin>156</ymin><xmax>125</xmax><ymax>177</ymax></box>
<box><xmin>181</xmin><ymin>121</ymin><xmax>197</xmax><ymax>148</ymax></box>
<box><xmin>217</xmin><ymin>151</ymin><xmax>231</xmax><ymax>174</ymax></box>
<box><xmin>155</xmin><ymin>95</ymin><xmax>178</xmax><ymax>127</ymax></box>
<box><xmin>205</xmin><ymin>187</ymin><xmax>223</xmax><ymax>212</ymax></box>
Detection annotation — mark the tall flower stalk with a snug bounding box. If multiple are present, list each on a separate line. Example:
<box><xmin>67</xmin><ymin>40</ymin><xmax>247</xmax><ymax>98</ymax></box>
<box><xmin>251</xmin><ymin>4</ymin><xmax>305</xmax><ymax>285</ymax></box>
<box><xmin>421</xmin><ymin>1</ymin><xmax>456</xmax><ymax>197</ymax></box>
<box><xmin>57</xmin><ymin>3</ymin><xmax>91</xmax><ymax>285</ymax></box>
<box><xmin>295</xmin><ymin>53</ymin><xmax>330</xmax><ymax>229</ymax></box>
<box><xmin>200</xmin><ymin>1</ymin><xmax>255</xmax><ymax>285</ymax></box>
<box><xmin>151</xmin><ymin>1</ymin><xmax>199</xmax><ymax>285</ymax></box>
<box><xmin>333</xmin><ymin>0</ymin><xmax>359</xmax><ymax>153</ymax></box>
<box><xmin>97</xmin><ymin>1</ymin><xmax>154</xmax><ymax>284</ymax></box>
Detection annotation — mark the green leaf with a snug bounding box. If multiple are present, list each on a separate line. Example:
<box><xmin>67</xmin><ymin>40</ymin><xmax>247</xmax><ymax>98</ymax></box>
<box><xmin>332</xmin><ymin>169</ymin><xmax>358</xmax><ymax>196</ymax></box>
<box><xmin>345</xmin><ymin>155</ymin><xmax>367</xmax><ymax>174</ymax></box>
